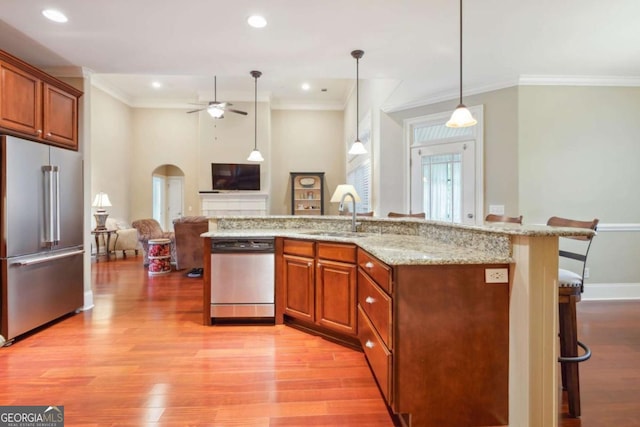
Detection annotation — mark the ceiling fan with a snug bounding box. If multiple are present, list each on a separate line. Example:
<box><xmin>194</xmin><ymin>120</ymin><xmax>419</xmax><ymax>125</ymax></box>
<box><xmin>187</xmin><ymin>76</ymin><xmax>248</xmax><ymax>118</ymax></box>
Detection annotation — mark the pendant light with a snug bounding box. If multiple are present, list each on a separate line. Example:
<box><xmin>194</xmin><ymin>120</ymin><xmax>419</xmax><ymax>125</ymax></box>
<box><xmin>349</xmin><ymin>49</ymin><xmax>367</xmax><ymax>155</ymax></box>
<box><xmin>247</xmin><ymin>70</ymin><xmax>264</xmax><ymax>162</ymax></box>
<box><xmin>446</xmin><ymin>0</ymin><xmax>477</xmax><ymax>128</ymax></box>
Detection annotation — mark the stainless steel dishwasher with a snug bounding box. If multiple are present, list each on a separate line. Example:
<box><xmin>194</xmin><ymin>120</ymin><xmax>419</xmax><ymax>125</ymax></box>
<box><xmin>210</xmin><ymin>237</ymin><xmax>275</xmax><ymax>321</ymax></box>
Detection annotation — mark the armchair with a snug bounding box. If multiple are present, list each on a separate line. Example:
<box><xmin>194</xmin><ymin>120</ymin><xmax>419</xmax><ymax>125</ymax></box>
<box><xmin>132</xmin><ymin>218</ymin><xmax>176</xmax><ymax>266</ymax></box>
<box><xmin>105</xmin><ymin>218</ymin><xmax>141</xmax><ymax>258</ymax></box>
<box><xmin>173</xmin><ymin>216</ymin><xmax>209</xmax><ymax>272</ymax></box>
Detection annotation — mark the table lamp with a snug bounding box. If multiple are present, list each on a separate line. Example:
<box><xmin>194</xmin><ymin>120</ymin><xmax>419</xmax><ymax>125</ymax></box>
<box><xmin>92</xmin><ymin>192</ymin><xmax>112</xmax><ymax>231</ymax></box>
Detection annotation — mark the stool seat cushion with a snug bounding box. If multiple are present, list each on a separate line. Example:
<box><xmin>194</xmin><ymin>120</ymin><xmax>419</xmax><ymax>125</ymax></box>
<box><xmin>559</xmin><ymin>268</ymin><xmax>582</xmax><ymax>287</ymax></box>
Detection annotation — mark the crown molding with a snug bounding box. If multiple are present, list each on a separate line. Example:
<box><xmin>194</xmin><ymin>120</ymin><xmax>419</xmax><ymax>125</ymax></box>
<box><xmin>519</xmin><ymin>75</ymin><xmax>640</xmax><ymax>87</ymax></box>
<box><xmin>271</xmin><ymin>102</ymin><xmax>345</xmax><ymax>111</ymax></box>
<box><xmin>91</xmin><ymin>75</ymin><xmax>133</xmax><ymax>106</ymax></box>
<box><xmin>43</xmin><ymin>65</ymin><xmax>93</xmax><ymax>78</ymax></box>
<box><xmin>381</xmin><ymin>78</ymin><xmax>519</xmax><ymax>114</ymax></box>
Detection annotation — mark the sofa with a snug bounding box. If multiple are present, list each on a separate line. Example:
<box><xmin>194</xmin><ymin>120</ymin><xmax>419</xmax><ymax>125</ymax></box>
<box><xmin>131</xmin><ymin>218</ymin><xmax>176</xmax><ymax>266</ymax></box>
<box><xmin>173</xmin><ymin>216</ymin><xmax>209</xmax><ymax>271</ymax></box>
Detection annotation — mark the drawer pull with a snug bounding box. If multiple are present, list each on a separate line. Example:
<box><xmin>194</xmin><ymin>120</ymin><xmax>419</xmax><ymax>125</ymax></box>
<box><xmin>365</xmin><ymin>296</ymin><xmax>375</xmax><ymax>304</ymax></box>
<box><xmin>307</xmin><ymin>262</ymin><xmax>312</xmax><ymax>267</ymax></box>
<box><xmin>365</xmin><ymin>340</ymin><xmax>375</xmax><ymax>349</ymax></box>
<box><xmin>365</xmin><ymin>261</ymin><xmax>374</xmax><ymax>269</ymax></box>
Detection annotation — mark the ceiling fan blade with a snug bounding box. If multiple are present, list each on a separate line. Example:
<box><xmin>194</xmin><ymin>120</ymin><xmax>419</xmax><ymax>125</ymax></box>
<box><xmin>186</xmin><ymin>108</ymin><xmax>206</xmax><ymax>114</ymax></box>
<box><xmin>188</xmin><ymin>102</ymin><xmax>208</xmax><ymax>106</ymax></box>
<box><xmin>227</xmin><ymin>108</ymin><xmax>248</xmax><ymax>115</ymax></box>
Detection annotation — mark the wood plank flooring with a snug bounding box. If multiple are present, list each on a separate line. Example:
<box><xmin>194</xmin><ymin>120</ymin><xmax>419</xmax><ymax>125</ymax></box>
<box><xmin>0</xmin><ymin>255</ymin><xmax>638</xmax><ymax>426</ymax></box>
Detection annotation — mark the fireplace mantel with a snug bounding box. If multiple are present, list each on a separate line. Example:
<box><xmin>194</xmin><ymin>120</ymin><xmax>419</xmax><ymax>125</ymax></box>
<box><xmin>199</xmin><ymin>191</ymin><xmax>268</xmax><ymax>216</ymax></box>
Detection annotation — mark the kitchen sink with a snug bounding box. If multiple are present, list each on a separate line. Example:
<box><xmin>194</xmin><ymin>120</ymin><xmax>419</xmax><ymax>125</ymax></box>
<box><xmin>301</xmin><ymin>230</ymin><xmax>366</xmax><ymax>238</ymax></box>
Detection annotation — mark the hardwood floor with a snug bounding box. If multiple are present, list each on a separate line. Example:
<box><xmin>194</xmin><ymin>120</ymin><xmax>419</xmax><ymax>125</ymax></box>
<box><xmin>0</xmin><ymin>255</ymin><xmax>638</xmax><ymax>426</ymax></box>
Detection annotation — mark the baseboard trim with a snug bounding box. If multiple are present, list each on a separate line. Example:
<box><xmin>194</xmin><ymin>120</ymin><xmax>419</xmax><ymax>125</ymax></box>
<box><xmin>81</xmin><ymin>290</ymin><xmax>95</xmax><ymax>311</ymax></box>
<box><xmin>583</xmin><ymin>282</ymin><xmax>640</xmax><ymax>301</ymax></box>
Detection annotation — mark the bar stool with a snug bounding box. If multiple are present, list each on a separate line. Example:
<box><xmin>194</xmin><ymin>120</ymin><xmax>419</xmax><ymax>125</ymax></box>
<box><xmin>387</xmin><ymin>212</ymin><xmax>425</xmax><ymax>218</ymax></box>
<box><xmin>547</xmin><ymin>216</ymin><xmax>599</xmax><ymax>418</ymax></box>
<box><xmin>484</xmin><ymin>214</ymin><xmax>523</xmax><ymax>224</ymax></box>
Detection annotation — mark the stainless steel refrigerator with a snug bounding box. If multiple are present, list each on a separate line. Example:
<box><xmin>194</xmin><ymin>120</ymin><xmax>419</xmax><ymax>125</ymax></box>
<box><xmin>1</xmin><ymin>135</ymin><xmax>84</xmax><ymax>344</ymax></box>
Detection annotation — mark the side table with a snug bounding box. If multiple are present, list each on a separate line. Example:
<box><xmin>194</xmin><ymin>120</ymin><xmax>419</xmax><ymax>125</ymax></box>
<box><xmin>92</xmin><ymin>229</ymin><xmax>118</xmax><ymax>261</ymax></box>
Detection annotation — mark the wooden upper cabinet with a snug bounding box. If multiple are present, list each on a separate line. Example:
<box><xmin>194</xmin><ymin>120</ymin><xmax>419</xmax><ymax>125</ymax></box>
<box><xmin>0</xmin><ymin>49</ymin><xmax>82</xmax><ymax>150</ymax></box>
<box><xmin>42</xmin><ymin>83</ymin><xmax>78</xmax><ymax>149</ymax></box>
<box><xmin>0</xmin><ymin>61</ymin><xmax>42</xmax><ymax>137</ymax></box>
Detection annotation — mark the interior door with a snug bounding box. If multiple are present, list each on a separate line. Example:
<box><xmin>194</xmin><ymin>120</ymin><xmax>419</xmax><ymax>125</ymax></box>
<box><xmin>167</xmin><ymin>176</ymin><xmax>184</xmax><ymax>231</ymax></box>
<box><xmin>410</xmin><ymin>140</ymin><xmax>476</xmax><ymax>224</ymax></box>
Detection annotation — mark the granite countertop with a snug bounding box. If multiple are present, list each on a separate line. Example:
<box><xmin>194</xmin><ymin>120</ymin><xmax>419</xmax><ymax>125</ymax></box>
<box><xmin>202</xmin><ymin>229</ymin><xmax>512</xmax><ymax>265</ymax></box>
<box><xmin>201</xmin><ymin>216</ymin><xmax>594</xmax><ymax>266</ymax></box>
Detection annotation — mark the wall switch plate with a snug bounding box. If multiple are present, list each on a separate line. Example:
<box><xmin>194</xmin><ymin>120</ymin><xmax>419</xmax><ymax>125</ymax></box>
<box><xmin>489</xmin><ymin>205</ymin><xmax>505</xmax><ymax>215</ymax></box>
<box><xmin>485</xmin><ymin>268</ymin><xmax>509</xmax><ymax>283</ymax></box>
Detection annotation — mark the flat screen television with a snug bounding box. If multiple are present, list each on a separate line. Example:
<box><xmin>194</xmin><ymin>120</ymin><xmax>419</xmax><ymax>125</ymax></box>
<box><xmin>211</xmin><ymin>163</ymin><xmax>261</xmax><ymax>191</ymax></box>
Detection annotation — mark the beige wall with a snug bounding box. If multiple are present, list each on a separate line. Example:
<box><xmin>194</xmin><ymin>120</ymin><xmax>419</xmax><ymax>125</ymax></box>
<box><xmin>271</xmin><ymin>110</ymin><xmax>345</xmax><ymax>215</ymax></box>
<box><xmin>130</xmin><ymin>108</ymin><xmax>199</xmax><ymax>220</ymax></box>
<box><xmin>90</xmin><ymin>86</ymin><xmax>134</xmax><ymax>223</ymax></box>
<box><xmin>518</xmin><ymin>85</ymin><xmax>640</xmax><ymax>284</ymax></box>
<box><xmin>387</xmin><ymin>86</ymin><xmax>520</xmax><ymax>218</ymax></box>
<box><xmin>197</xmin><ymin>101</ymin><xmax>271</xmax><ymax>193</ymax></box>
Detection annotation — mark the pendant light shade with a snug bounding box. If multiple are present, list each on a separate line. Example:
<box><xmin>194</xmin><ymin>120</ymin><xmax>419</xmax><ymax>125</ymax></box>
<box><xmin>349</xmin><ymin>49</ymin><xmax>367</xmax><ymax>155</ymax></box>
<box><xmin>446</xmin><ymin>0</ymin><xmax>477</xmax><ymax>128</ymax></box>
<box><xmin>248</xmin><ymin>70</ymin><xmax>264</xmax><ymax>162</ymax></box>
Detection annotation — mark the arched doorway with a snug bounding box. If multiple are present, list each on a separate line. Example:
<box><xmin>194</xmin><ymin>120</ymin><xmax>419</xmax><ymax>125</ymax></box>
<box><xmin>152</xmin><ymin>164</ymin><xmax>185</xmax><ymax>231</ymax></box>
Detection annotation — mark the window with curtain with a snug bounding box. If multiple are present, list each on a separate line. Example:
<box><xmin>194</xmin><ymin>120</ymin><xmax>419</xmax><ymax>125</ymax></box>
<box><xmin>422</xmin><ymin>153</ymin><xmax>462</xmax><ymax>222</ymax></box>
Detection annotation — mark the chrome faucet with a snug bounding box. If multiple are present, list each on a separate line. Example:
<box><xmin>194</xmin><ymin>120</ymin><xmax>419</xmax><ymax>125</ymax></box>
<box><xmin>339</xmin><ymin>192</ymin><xmax>358</xmax><ymax>232</ymax></box>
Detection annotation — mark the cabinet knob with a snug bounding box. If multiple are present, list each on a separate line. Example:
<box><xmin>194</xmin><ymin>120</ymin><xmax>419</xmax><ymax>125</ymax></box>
<box><xmin>365</xmin><ymin>340</ymin><xmax>375</xmax><ymax>349</ymax></box>
<box><xmin>307</xmin><ymin>262</ymin><xmax>312</xmax><ymax>267</ymax></box>
<box><xmin>365</xmin><ymin>262</ymin><xmax>374</xmax><ymax>269</ymax></box>
<box><xmin>46</xmin><ymin>132</ymin><xmax>52</xmax><ymax>137</ymax></box>
<box><xmin>36</xmin><ymin>129</ymin><xmax>42</xmax><ymax>134</ymax></box>
<box><xmin>365</xmin><ymin>296</ymin><xmax>375</xmax><ymax>304</ymax></box>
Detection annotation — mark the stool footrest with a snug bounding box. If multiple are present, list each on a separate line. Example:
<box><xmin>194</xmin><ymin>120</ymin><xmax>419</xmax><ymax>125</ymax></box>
<box><xmin>558</xmin><ymin>340</ymin><xmax>592</xmax><ymax>363</ymax></box>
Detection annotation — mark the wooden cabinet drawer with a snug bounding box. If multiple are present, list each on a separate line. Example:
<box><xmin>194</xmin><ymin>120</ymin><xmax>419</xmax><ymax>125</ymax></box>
<box><xmin>317</xmin><ymin>242</ymin><xmax>356</xmax><ymax>263</ymax></box>
<box><xmin>283</xmin><ymin>239</ymin><xmax>315</xmax><ymax>257</ymax></box>
<box><xmin>358</xmin><ymin>248</ymin><xmax>392</xmax><ymax>293</ymax></box>
<box><xmin>358</xmin><ymin>269</ymin><xmax>392</xmax><ymax>348</ymax></box>
<box><xmin>358</xmin><ymin>305</ymin><xmax>392</xmax><ymax>404</ymax></box>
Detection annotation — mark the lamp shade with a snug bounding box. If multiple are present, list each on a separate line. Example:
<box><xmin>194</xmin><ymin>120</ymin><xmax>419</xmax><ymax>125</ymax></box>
<box><xmin>92</xmin><ymin>192</ymin><xmax>112</xmax><ymax>210</ymax></box>
<box><xmin>446</xmin><ymin>104</ymin><xmax>477</xmax><ymax>128</ymax></box>
<box><xmin>348</xmin><ymin>140</ymin><xmax>367</xmax><ymax>155</ymax></box>
<box><xmin>331</xmin><ymin>184</ymin><xmax>361</xmax><ymax>203</ymax></box>
<box><xmin>247</xmin><ymin>149</ymin><xmax>264</xmax><ymax>162</ymax></box>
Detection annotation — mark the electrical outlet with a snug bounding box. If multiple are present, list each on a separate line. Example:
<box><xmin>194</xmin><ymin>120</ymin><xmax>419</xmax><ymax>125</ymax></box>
<box><xmin>584</xmin><ymin>268</ymin><xmax>590</xmax><ymax>279</ymax></box>
<box><xmin>485</xmin><ymin>268</ymin><xmax>509</xmax><ymax>283</ymax></box>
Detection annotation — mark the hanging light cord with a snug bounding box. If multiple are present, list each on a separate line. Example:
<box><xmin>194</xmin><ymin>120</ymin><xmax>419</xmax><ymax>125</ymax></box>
<box><xmin>356</xmin><ymin>54</ymin><xmax>359</xmax><ymax>140</ymax></box>
<box><xmin>458</xmin><ymin>0</ymin><xmax>463</xmax><ymax>105</ymax></box>
<box><xmin>254</xmin><ymin>74</ymin><xmax>258</xmax><ymax>150</ymax></box>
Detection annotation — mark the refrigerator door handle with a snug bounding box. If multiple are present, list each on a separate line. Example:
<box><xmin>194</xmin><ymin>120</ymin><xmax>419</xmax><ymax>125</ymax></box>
<box><xmin>42</xmin><ymin>165</ymin><xmax>60</xmax><ymax>247</ymax></box>
<box><xmin>53</xmin><ymin>166</ymin><xmax>61</xmax><ymax>245</ymax></box>
<box><xmin>10</xmin><ymin>249</ymin><xmax>85</xmax><ymax>267</ymax></box>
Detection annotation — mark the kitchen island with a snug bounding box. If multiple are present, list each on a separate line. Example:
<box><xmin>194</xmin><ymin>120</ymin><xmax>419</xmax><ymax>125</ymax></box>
<box><xmin>202</xmin><ymin>216</ymin><xmax>593</xmax><ymax>427</ymax></box>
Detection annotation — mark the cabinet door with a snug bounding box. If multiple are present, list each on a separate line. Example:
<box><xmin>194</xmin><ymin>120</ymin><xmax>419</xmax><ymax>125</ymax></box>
<box><xmin>316</xmin><ymin>259</ymin><xmax>357</xmax><ymax>335</ymax></box>
<box><xmin>282</xmin><ymin>254</ymin><xmax>315</xmax><ymax>322</ymax></box>
<box><xmin>42</xmin><ymin>83</ymin><xmax>78</xmax><ymax>149</ymax></box>
<box><xmin>0</xmin><ymin>61</ymin><xmax>42</xmax><ymax>137</ymax></box>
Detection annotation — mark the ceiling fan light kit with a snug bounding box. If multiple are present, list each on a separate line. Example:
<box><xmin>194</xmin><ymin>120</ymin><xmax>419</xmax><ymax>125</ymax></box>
<box><xmin>187</xmin><ymin>76</ymin><xmax>248</xmax><ymax>118</ymax></box>
<box><xmin>446</xmin><ymin>0</ymin><xmax>477</xmax><ymax>128</ymax></box>
<box><xmin>349</xmin><ymin>49</ymin><xmax>367</xmax><ymax>155</ymax></box>
<box><xmin>248</xmin><ymin>70</ymin><xmax>264</xmax><ymax>162</ymax></box>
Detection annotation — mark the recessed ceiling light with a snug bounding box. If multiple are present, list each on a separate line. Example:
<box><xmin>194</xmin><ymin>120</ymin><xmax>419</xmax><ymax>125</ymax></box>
<box><xmin>42</xmin><ymin>9</ymin><xmax>68</xmax><ymax>23</ymax></box>
<box><xmin>151</xmin><ymin>81</ymin><xmax>162</xmax><ymax>89</ymax></box>
<box><xmin>301</xmin><ymin>83</ymin><xmax>311</xmax><ymax>91</ymax></box>
<box><xmin>247</xmin><ymin>15</ymin><xmax>267</xmax><ymax>28</ymax></box>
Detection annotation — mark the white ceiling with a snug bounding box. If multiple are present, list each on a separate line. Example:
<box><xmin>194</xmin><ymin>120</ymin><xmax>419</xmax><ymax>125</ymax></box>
<box><xmin>1</xmin><ymin>0</ymin><xmax>639</xmax><ymax>111</ymax></box>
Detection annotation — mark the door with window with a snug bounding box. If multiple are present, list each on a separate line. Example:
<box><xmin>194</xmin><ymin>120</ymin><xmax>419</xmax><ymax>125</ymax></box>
<box><xmin>405</xmin><ymin>107</ymin><xmax>483</xmax><ymax>224</ymax></box>
<box><xmin>410</xmin><ymin>141</ymin><xmax>475</xmax><ymax>223</ymax></box>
